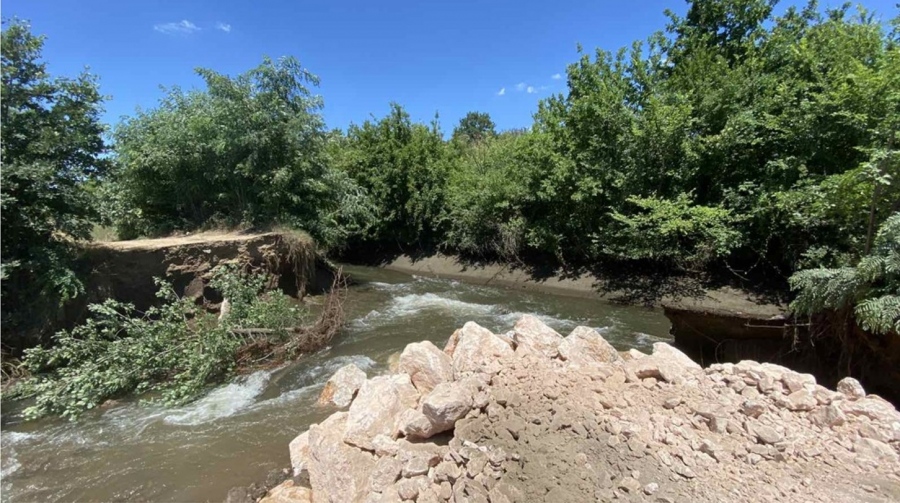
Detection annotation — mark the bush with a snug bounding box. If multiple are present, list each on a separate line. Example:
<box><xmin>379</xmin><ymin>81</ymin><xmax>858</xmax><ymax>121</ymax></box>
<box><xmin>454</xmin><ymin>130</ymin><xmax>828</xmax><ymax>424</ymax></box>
<box><xmin>791</xmin><ymin>212</ymin><xmax>900</xmax><ymax>335</ymax></box>
<box><xmin>608</xmin><ymin>193</ymin><xmax>742</xmax><ymax>269</ymax></box>
<box><xmin>110</xmin><ymin>57</ymin><xmax>371</xmax><ymax>249</ymax></box>
<box><xmin>12</xmin><ymin>265</ymin><xmax>307</xmax><ymax>420</ymax></box>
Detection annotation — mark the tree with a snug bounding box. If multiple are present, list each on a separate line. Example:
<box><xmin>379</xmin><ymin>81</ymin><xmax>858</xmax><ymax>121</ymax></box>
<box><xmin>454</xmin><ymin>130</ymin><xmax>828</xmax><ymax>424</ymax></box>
<box><xmin>335</xmin><ymin>103</ymin><xmax>450</xmax><ymax>245</ymax></box>
<box><xmin>452</xmin><ymin>111</ymin><xmax>496</xmax><ymax>144</ymax></box>
<box><xmin>1</xmin><ymin>19</ymin><xmax>109</xmax><ymax>347</ymax></box>
<box><xmin>111</xmin><ymin>56</ymin><xmax>371</xmax><ymax>248</ymax></box>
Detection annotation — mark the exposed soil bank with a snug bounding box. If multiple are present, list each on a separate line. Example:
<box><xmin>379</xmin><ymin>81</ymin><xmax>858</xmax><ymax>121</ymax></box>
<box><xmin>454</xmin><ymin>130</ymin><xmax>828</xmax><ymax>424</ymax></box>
<box><xmin>60</xmin><ymin>232</ymin><xmax>335</xmax><ymax>335</ymax></box>
<box><xmin>270</xmin><ymin>316</ymin><xmax>900</xmax><ymax>503</ymax></box>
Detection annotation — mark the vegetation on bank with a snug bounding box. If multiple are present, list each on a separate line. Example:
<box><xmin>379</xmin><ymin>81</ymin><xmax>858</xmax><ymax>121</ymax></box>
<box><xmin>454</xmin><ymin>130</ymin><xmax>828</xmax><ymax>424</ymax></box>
<box><xmin>7</xmin><ymin>265</ymin><xmax>346</xmax><ymax>420</ymax></box>
<box><xmin>1</xmin><ymin>0</ymin><xmax>898</xmax><ymax>386</ymax></box>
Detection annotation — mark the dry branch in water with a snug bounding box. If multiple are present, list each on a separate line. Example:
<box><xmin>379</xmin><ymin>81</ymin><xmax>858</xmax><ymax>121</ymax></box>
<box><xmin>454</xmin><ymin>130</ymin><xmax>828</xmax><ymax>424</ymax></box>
<box><xmin>234</xmin><ymin>268</ymin><xmax>347</xmax><ymax>368</ymax></box>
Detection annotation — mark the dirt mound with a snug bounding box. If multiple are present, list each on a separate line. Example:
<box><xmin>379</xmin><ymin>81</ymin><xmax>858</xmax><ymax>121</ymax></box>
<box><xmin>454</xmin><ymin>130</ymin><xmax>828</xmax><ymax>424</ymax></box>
<box><xmin>266</xmin><ymin>317</ymin><xmax>900</xmax><ymax>503</ymax></box>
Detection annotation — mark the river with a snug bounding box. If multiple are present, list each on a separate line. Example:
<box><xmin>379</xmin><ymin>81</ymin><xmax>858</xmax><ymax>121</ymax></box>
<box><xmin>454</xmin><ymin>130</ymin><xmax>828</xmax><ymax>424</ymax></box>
<box><xmin>0</xmin><ymin>265</ymin><xmax>671</xmax><ymax>502</ymax></box>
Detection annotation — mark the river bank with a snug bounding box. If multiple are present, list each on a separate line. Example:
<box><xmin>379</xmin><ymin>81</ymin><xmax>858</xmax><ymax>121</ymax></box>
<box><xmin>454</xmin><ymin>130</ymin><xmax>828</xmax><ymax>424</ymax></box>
<box><xmin>344</xmin><ymin>252</ymin><xmax>785</xmax><ymax>317</ymax></box>
<box><xmin>266</xmin><ymin>316</ymin><xmax>900</xmax><ymax>502</ymax></box>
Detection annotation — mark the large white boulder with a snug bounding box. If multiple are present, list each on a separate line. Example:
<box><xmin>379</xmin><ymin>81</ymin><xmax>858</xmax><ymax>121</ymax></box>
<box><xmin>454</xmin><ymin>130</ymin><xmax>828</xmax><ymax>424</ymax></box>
<box><xmin>422</xmin><ymin>381</ymin><xmax>474</xmax><ymax>433</ymax></box>
<box><xmin>317</xmin><ymin>364</ymin><xmax>367</xmax><ymax>408</ymax></box>
<box><xmin>308</xmin><ymin>412</ymin><xmax>376</xmax><ymax>503</ymax></box>
<box><xmin>343</xmin><ymin>374</ymin><xmax>420</xmax><ymax>450</ymax></box>
<box><xmin>398</xmin><ymin>341</ymin><xmax>453</xmax><ymax>394</ymax></box>
<box><xmin>558</xmin><ymin>326</ymin><xmax>622</xmax><ymax>365</ymax></box>
<box><xmin>512</xmin><ymin>315</ymin><xmax>563</xmax><ymax>358</ymax></box>
<box><xmin>450</xmin><ymin>322</ymin><xmax>514</xmax><ymax>376</ymax></box>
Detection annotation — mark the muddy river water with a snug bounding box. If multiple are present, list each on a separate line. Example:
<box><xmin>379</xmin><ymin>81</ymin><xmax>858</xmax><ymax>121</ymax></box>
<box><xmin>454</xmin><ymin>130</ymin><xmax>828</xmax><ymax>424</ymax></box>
<box><xmin>1</xmin><ymin>265</ymin><xmax>671</xmax><ymax>502</ymax></box>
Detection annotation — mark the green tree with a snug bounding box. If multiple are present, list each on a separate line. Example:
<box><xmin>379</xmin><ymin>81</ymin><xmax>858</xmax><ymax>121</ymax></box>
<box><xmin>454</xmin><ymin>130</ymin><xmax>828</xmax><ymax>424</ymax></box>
<box><xmin>336</xmin><ymin>104</ymin><xmax>450</xmax><ymax>245</ymax></box>
<box><xmin>451</xmin><ymin>111</ymin><xmax>496</xmax><ymax>144</ymax></box>
<box><xmin>111</xmin><ymin>57</ymin><xmax>371</xmax><ymax>248</ymax></box>
<box><xmin>1</xmin><ymin>19</ymin><xmax>109</xmax><ymax>347</ymax></box>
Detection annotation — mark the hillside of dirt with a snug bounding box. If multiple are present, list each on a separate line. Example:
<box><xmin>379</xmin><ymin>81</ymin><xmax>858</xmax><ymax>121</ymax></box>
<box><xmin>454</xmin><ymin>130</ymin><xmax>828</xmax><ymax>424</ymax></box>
<box><xmin>256</xmin><ymin>315</ymin><xmax>900</xmax><ymax>503</ymax></box>
<box><xmin>57</xmin><ymin>231</ymin><xmax>334</xmax><ymax>329</ymax></box>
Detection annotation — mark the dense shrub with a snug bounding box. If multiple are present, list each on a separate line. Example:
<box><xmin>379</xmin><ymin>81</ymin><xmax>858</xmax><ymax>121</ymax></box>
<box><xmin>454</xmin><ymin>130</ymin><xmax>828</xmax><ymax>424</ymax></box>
<box><xmin>110</xmin><ymin>57</ymin><xmax>372</xmax><ymax>248</ymax></box>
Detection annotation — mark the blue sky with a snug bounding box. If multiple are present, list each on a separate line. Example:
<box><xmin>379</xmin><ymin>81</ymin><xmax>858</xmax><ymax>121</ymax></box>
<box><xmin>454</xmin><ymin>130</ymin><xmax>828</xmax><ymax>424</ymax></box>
<box><xmin>5</xmin><ymin>0</ymin><xmax>897</xmax><ymax>133</ymax></box>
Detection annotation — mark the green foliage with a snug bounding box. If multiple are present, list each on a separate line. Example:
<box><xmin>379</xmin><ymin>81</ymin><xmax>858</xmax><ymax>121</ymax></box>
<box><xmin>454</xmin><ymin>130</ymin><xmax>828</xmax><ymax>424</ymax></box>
<box><xmin>12</xmin><ymin>265</ymin><xmax>305</xmax><ymax>420</ymax></box>
<box><xmin>335</xmin><ymin>104</ymin><xmax>450</xmax><ymax>245</ymax></box>
<box><xmin>1</xmin><ymin>19</ymin><xmax>109</xmax><ymax>346</ymax></box>
<box><xmin>442</xmin><ymin>133</ymin><xmax>533</xmax><ymax>257</ymax></box>
<box><xmin>451</xmin><ymin>111</ymin><xmax>496</xmax><ymax>145</ymax></box>
<box><xmin>609</xmin><ymin>193</ymin><xmax>741</xmax><ymax>269</ymax></box>
<box><xmin>110</xmin><ymin>56</ymin><xmax>371</xmax><ymax>248</ymax></box>
<box><xmin>791</xmin><ymin>213</ymin><xmax>900</xmax><ymax>335</ymax></box>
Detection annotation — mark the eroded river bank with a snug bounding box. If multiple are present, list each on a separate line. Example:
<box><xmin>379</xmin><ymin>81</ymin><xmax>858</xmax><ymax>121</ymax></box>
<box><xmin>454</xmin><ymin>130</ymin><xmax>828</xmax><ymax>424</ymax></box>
<box><xmin>1</xmin><ymin>265</ymin><xmax>671</xmax><ymax>502</ymax></box>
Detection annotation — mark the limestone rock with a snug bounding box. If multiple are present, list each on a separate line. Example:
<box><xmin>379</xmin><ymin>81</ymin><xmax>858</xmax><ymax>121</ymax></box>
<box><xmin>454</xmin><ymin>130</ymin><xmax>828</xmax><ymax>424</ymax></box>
<box><xmin>512</xmin><ymin>315</ymin><xmax>563</xmax><ymax>359</ymax></box>
<box><xmin>398</xmin><ymin>408</ymin><xmax>440</xmax><ymax>440</ymax></box>
<box><xmin>423</xmin><ymin>381</ymin><xmax>474</xmax><ymax>433</ymax></box>
<box><xmin>651</xmin><ymin>342</ymin><xmax>702</xmax><ymax>371</ymax></box>
<box><xmin>317</xmin><ymin>364</ymin><xmax>367</xmax><ymax>408</ymax></box>
<box><xmin>558</xmin><ymin>326</ymin><xmax>622</xmax><ymax>365</ymax></box>
<box><xmin>842</xmin><ymin>396</ymin><xmax>900</xmax><ymax>423</ymax></box>
<box><xmin>450</xmin><ymin>322</ymin><xmax>514</xmax><ymax>376</ymax></box>
<box><xmin>808</xmin><ymin>404</ymin><xmax>847</xmax><ymax>428</ymax></box>
<box><xmin>837</xmin><ymin>377</ymin><xmax>865</xmax><ymax>400</ymax></box>
<box><xmin>369</xmin><ymin>456</ymin><xmax>403</xmax><ymax>493</ymax></box>
<box><xmin>753</xmin><ymin>425</ymin><xmax>782</xmax><ymax>445</ymax></box>
<box><xmin>443</xmin><ymin>329</ymin><xmax>461</xmax><ymax>357</ymax></box>
<box><xmin>780</xmin><ymin>389</ymin><xmax>817</xmax><ymax>412</ymax></box>
<box><xmin>344</xmin><ymin>374</ymin><xmax>420</xmax><ymax>450</ymax></box>
<box><xmin>398</xmin><ymin>341</ymin><xmax>453</xmax><ymax>394</ymax></box>
<box><xmin>308</xmin><ymin>412</ymin><xmax>376</xmax><ymax>503</ymax></box>
<box><xmin>854</xmin><ymin>438</ymin><xmax>899</xmax><ymax>463</ymax></box>
<box><xmin>259</xmin><ymin>480</ymin><xmax>312</xmax><ymax>503</ymax></box>
<box><xmin>289</xmin><ymin>431</ymin><xmax>311</xmax><ymax>476</ymax></box>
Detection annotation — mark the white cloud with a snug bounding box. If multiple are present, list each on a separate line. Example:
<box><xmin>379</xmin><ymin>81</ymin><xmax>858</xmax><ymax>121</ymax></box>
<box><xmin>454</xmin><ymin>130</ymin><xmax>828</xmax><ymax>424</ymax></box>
<box><xmin>496</xmin><ymin>87</ymin><xmax>506</xmax><ymax>96</ymax></box>
<box><xmin>515</xmin><ymin>82</ymin><xmax>527</xmax><ymax>92</ymax></box>
<box><xmin>526</xmin><ymin>86</ymin><xmax>536</xmax><ymax>94</ymax></box>
<box><xmin>551</xmin><ymin>73</ymin><xmax>562</xmax><ymax>80</ymax></box>
<box><xmin>154</xmin><ymin>20</ymin><xmax>201</xmax><ymax>35</ymax></box>
<box><xmin>216</xmin><ymin>22</ymin><xmax>232</xmax><ymax>33</ymax></box>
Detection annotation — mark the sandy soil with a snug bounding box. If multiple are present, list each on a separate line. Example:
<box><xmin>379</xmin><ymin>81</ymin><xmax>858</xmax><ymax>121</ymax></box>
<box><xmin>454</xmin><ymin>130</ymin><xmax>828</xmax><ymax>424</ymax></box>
<box><xmin>92</xmin><ymin>231</ymin><xmax>307</xmax><ymax>251</ymax></box>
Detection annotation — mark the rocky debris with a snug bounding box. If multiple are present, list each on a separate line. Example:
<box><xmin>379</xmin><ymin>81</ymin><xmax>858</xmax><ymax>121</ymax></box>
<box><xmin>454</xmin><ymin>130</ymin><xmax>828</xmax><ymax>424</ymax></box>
<box><xmin>259</xmin><ymin>480</ymin><xmax>312</xmax><ymax>503</ymax></box>
<box><xmin>512</xmin><ymin>314</ymin><xmax>563</xmax><ymax>358</ymax></box>
<box><xmin>447</xmin><ymin>321</ymin><xmax>514</xmax><ymax>376</ymax></box>
<box><xmin>398</xmin><ymin>341</ymin><xmax>452</xmax><ymax>394</ymax></box>
<box><xmin>343</xmin><ymin>374</ymin><xmax>419</xmax><ymax>450</ymax></box>
<box><xmin>838</xmin><ymin>377</ymin><xmax>866</xmax><ymax>400</ymax></box>
<box><xmin>422</xmin><ymin>381</ymin><xmax>475</xmax><ymax>433</ymax></box>
<box><xmin>316</xmin><ymin>364</ymin><xmax>367</xmax><ymax>408</ymax></box>
<box><xmin>308</xmin><ymin>412</ymin><xmax>376</xmax><ymax>503</ymax></box>
<box><xmin>558</xmin><ymin>326</ymin><xmax>622</xmax><ymax>365</ymax></box>
<box><xmin>289</xmin><ymin>431</ymin><xmax>310</xmax><ymax>476</ymax></box>
<box><xmin>280</xmin><ymin>316</ymin><xmax>900</xmax><ymax>503</ymax></box>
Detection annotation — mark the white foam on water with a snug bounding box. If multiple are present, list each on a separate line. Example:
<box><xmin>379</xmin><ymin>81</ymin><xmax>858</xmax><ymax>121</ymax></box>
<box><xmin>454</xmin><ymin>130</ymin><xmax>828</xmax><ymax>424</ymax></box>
<box><xmin>251</xmin><ymin>355</ymin><xmax>377</xmax><ymax>409</ymax></box>
<box><xmin>355</xmin><ymin>293</ymin><xmax>500</xmax><ymax>329</ymax></box>
<box><xmin>162</xmin><ymin>369</ymin><xmax>275</xmax><ymax>426</ymax></box>
<box><xmin>0</xmin><ymin>431</ymin><xmax>36</xmax><ymax>478</ymax></box>
<box><xmin>634</xmin><ymin>332</ymin><xmax>668</xmax><ymax>347</ymax></box>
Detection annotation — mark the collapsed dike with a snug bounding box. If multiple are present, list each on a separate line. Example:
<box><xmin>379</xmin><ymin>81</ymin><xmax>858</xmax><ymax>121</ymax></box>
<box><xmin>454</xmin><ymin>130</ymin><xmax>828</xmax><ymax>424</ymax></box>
<box><xmin>246</xmin><ymin>315</ymin><xmax>900</xmax><ymax>503</ymax></box>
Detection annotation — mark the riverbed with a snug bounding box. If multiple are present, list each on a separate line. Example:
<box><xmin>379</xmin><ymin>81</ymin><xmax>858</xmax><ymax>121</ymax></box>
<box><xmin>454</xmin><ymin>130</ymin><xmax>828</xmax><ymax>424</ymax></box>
<box><xmin>0</xmin><ymin>265</ymin><xmax>670</xmax><ymax>502</ymax></box>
